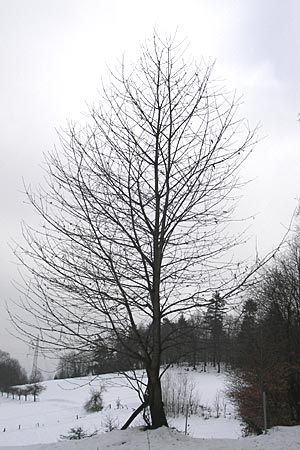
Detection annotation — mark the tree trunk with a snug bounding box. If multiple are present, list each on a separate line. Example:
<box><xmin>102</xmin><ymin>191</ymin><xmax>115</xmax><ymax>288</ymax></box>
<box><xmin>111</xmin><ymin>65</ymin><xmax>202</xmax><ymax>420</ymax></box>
<box><xmin>121</xmin><ymin>400</ymin><xmax>149</xmax><ymax>430</ymax></box>
<box><xmin>147</xmin><ymin>368</ymin><xmax>168</xmax><ymax>428</ymax></box>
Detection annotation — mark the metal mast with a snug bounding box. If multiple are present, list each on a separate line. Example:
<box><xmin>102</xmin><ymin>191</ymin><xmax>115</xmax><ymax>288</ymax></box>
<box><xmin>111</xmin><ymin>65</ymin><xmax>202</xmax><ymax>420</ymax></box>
<box><xmin>30</xmin><ymin>336</ymin><xmax>39</xmax><ymax>383</ymax></box>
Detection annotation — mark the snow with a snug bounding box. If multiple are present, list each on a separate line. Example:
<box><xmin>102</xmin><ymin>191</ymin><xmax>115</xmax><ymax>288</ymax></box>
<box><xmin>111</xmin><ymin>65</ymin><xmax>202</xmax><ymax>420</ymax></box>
<box><xmin>0</xmin><ymin>367</ymin><xmax>299</xmax><ymax>449</ymax></box>
<box><xmin>1</xmin><ymin>426</ymin><xmax>300</xmax><ymax>450</ymax></box>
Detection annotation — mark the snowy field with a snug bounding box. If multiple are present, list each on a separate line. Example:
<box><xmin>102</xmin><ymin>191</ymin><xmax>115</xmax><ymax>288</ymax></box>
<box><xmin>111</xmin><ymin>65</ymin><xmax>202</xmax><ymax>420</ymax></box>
<box><xmin>0</xmin><ymin>367</ymin><xmax>299</xmax><ymax>449</ymax></box>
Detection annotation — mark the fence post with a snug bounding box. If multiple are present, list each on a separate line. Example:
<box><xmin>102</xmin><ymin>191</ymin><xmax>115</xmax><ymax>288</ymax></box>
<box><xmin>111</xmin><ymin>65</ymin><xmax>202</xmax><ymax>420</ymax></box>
<box><xmin>263</xmin><ymin>391</ymin><xmax>267</xmax><ymax>434</ymax></box>
<box><xmin>184</xmin><ymin>404</ymin><xmax>189</xmax><ymax>435</ymax></box>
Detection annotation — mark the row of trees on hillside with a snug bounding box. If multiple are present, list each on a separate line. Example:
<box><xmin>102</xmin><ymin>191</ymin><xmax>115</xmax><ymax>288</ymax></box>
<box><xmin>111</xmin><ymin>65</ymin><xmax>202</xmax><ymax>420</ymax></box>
<box><xmin>1</xmin><ymin>382</ymin><xmax>45</xmax><ymax>402</ymax></box>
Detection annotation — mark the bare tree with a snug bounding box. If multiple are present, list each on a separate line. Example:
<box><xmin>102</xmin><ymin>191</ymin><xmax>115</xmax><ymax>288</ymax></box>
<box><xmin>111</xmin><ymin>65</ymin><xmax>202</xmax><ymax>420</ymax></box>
<box><xmin>12</xmin><ymin>33</ymin><xmax>266</xmax><ymax>428</ymax></box>
<box><xmin>55</xmin><ymin>350</ymin><xmax>91</xmax><ymax>379</ymax></box>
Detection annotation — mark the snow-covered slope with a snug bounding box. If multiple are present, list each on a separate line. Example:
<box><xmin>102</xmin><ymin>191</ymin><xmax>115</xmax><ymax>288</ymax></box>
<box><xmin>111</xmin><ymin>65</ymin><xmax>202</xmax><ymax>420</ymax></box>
<box><xmin>0</xmin><ymin>368</ymin><xmax>299</xmax><ymax>449</ymax></box>
<box><xmin>0</xmin><ymin>367</ymin><xmax>241</xmax><ymax>446</ymax></box>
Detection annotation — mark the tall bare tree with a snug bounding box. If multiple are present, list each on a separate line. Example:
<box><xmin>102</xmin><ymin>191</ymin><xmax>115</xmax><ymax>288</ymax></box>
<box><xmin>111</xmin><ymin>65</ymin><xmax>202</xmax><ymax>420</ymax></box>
<box><xmin>13</xmin><ymin>34</ymin><xmax>264</xmax><ymax>428</ymax></box>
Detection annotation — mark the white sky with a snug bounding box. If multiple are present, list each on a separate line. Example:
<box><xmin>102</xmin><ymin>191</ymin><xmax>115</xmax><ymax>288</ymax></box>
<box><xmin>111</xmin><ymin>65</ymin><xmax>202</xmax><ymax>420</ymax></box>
<box><xmin>0</xmin><ymin>0</ymin><xmax>299</xmax><ymax>374</ymax></box>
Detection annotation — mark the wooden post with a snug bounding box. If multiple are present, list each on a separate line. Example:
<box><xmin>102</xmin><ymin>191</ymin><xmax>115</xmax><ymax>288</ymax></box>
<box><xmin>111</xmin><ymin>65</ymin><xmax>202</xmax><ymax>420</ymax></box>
<box><xmin>184</xmin><ymin>404</ymin><xmax>189</xmax><ymax>435</ymax></box>
<box><xmin>263</xmin><ymin>391</ymin><xmax>267</xmax><ymax>433</ymax></box>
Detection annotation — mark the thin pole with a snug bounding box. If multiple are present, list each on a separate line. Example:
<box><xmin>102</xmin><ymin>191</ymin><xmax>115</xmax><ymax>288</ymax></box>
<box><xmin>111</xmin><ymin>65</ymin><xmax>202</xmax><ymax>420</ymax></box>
<box><xmin>263</xmin><ymin>391</ymin><xmax>267</xmax><ymax>433</ymax></box>
<box><xmin>184</xmin><ymin>404</ymin><xmax>189</xmax><ymax>435</ymax></box>
<box><xmin>30</xmin><ymin>336</ymin><xmax>39</xmax><ymax>383</ymax></box>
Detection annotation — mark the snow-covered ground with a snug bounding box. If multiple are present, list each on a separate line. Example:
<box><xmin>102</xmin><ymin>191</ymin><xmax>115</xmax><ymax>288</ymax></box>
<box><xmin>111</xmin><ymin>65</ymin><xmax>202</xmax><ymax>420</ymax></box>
<box><xmin>0</xmin><ymin>367</ymin><xmax>299</xmax><ymax>449</ymax></box>
<box><xmin>1</xmin><ymin>425</ymin><xmax>300</xmax><ymax>450</ymax></box>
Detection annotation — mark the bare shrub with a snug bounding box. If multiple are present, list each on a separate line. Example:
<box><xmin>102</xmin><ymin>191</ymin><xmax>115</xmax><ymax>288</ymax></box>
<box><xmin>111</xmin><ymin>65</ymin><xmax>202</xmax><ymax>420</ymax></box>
<box><xmin>27</xmin><ymin>383</ymin><xmax>46</xmax><ymax>402</ymax></box>
<box><xmin>161</xmin><ymin>372</ymin><xmax>200</xmax><ymax>418</ymax></box>
<box><xmin>102</xmin><ymin>413</ymin><xmax>119</xmax><ymax>432</ymax></box>
<box><xmin>84</xmin><ymin>386</ymin><xmax>106</xmax><ymax>413</ymax></box>
<box><xmin>214</xmin><ymin>390</ymin><xmax>221</xmax><ymax>418</ymax></box>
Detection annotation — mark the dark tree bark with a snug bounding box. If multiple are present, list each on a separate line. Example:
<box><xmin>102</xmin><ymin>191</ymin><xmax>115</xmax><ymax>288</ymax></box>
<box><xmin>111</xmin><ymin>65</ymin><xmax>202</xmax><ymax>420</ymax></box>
<box><xmin>11</xmin><ymin>32</ymin><xmax>269</xmax><ymax>428</ymax></box>
<box><xmin>121</xmin><ymin>399</ymin><xmax>149</xmax><ymax>430</ymax></box>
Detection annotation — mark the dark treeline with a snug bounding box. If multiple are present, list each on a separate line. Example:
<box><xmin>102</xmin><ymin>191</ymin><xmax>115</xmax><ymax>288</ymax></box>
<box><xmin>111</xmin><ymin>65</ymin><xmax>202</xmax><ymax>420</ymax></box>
<box><xmin>0</xmin><ymin>350</ymin><xmax>27</xmax><ymax>390</ymax></box>
<box><xmin>55</xmin><ymin>292</ymin><xmax>236</xmax><ymax>379</ymax></box>
<box><xmin>229</xmin><ymin>237</ymin><xmax>300</xmax><ymax>434</ymax></box>
<box><xmin>0</xmin><ymin>350</ymin><xmax>46</xmax><ymax>403</ymax></box>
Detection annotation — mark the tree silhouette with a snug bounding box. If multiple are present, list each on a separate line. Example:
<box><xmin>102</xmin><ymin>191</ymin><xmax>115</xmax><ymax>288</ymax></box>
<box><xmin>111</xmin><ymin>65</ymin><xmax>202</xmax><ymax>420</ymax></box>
<box><xmin>13</xmin><ymin>33</ymin><xmax>266</xmax><ymax>428</ymax></box>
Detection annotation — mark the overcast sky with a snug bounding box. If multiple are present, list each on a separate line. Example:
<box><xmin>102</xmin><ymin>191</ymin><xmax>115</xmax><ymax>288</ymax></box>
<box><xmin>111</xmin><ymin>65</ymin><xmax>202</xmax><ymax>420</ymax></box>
<box><xmin>0</xmin><ymin>0</ymin><xmax>299</xmax><ymax>374</ymax></box>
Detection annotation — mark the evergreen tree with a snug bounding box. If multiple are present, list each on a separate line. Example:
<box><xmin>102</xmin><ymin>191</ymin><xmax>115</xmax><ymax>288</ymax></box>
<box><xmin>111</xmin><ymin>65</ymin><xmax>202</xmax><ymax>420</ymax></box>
<box><xmin>204</xmin><ymin>292</ymin><xmax>226</xmax><ymax>372</ymax></box>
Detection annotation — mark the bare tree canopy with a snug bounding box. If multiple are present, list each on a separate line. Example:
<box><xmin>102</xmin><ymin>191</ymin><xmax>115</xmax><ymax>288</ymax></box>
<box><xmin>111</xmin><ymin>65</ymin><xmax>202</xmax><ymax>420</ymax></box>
<box><xmin>12</xmin><ymin>33</ymin><xmax>265</xmax><ymax>428</ymax></box>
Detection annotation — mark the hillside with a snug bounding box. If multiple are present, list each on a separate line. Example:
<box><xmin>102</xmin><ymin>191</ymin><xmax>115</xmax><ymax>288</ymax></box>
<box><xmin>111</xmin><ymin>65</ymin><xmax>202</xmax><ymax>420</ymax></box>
<box><xmin>0</xmin><ymin>368</ymin><xmax>299</xmax><ymax>449</ymax></box>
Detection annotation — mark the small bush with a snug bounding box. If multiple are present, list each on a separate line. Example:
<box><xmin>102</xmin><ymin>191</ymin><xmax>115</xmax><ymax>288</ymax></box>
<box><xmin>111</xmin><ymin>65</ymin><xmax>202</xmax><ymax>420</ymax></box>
<box><xmin>102</xmin><ymin>413</ymin><xmax>119</xmax><ymax>432</ymax></box>
<box><xmin>60</xmin><ymin>426</ymin><xmax>97</xmax><ymax>440</ymax></box>
<box><xmin>84</xmin><ymin>386</ymin><xmax>105</xmax><ymax>413</ymax></box>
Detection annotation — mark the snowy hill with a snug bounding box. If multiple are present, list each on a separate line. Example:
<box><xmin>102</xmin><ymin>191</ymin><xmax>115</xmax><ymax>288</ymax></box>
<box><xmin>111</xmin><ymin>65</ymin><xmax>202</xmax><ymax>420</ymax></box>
<box><xmin>0</xmin><ymin>367</ymin><xmax>299</xmax><ymax>449</ymax></box>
